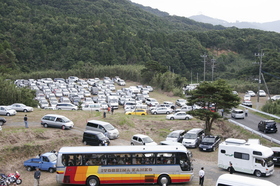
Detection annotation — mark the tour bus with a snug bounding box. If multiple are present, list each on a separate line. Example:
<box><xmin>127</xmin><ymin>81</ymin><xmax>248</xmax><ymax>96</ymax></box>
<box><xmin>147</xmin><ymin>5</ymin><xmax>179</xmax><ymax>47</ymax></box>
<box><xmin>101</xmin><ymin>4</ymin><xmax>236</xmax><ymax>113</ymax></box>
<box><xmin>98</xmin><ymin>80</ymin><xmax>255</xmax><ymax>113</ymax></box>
<box><xmin>216</xmin><ymin>174</ymin><xmax>277</xmax><ymax>186</ymax></box>
<box><xmin>218</xmin><ymin>138</ymin><xmax>274</xmax><ymax>177</ymax></box>
<box><xmin>56</xmin><ymin>145</ymin><xmax>193</xmax><ymax>186</ymax></box>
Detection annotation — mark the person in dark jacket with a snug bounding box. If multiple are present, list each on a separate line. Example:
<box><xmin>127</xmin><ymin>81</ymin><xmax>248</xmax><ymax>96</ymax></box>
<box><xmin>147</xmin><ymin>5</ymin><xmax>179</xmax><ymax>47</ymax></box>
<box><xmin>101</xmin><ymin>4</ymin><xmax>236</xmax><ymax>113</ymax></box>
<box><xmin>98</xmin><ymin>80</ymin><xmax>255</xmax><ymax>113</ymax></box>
<box><xmin>34</xmin><ymin>167</ymin><xmax>41</xmax><ymax>186</ymax></box>
<box><xmin>228</xmin><ymin>162</ymin><xmax>234</xmax><ymax>174</ymax></box>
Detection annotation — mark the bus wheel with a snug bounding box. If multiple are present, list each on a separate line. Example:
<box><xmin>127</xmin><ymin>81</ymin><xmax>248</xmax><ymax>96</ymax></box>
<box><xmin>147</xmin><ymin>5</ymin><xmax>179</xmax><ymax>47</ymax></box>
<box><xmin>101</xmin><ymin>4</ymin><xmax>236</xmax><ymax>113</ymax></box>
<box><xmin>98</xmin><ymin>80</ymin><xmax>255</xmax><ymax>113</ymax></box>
<box><xmin>254</xmin><ymin>170</ymin><xmax>262</xmax><ymax>177</ymax></box>
<box><xmin>86</xmin><ymin>176</ymin><xmax>100</xmax><ymax>186</ymax></box>
<box><xmin>158</xmin><ymin>174</ymin><xmax>170</xmax><ymax>186</ymax></box>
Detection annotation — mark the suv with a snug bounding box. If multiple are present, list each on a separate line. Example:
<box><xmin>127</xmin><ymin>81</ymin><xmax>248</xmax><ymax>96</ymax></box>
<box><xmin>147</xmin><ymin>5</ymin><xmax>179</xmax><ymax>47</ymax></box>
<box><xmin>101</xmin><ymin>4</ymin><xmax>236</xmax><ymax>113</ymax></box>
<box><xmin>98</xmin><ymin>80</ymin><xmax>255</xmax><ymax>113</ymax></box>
<box><xmin>82</xmin><ymin>130</ymin><xmax>110</xmax><ymax>146</ymax></box>
<box><xmin>41</xmin><ymin>114</ymin><xmax>74</xmax><ymax>130</ymax></box>
<box><xmin>258</xmin><ymin>120</ymin><xmax>277</xmax><ymax>133</ymax></box>
<box><xmin>56</xmin><ymin>103</ymin><xmax>78</xmax><ymax>110</ymax></box>
<box><xmin>182</xmin><ymin>128</ymin><xmax>204</xmax><ymax>148</ymax></box>
<box><xmin>231</xmin><ymin>109</ymin><xmax>245</xmax><ymax>119</ymax></box>
<box><xmin>131</xmin><ymin>134</ymin><xmax>157</xmax><ymax>146</ymax></box>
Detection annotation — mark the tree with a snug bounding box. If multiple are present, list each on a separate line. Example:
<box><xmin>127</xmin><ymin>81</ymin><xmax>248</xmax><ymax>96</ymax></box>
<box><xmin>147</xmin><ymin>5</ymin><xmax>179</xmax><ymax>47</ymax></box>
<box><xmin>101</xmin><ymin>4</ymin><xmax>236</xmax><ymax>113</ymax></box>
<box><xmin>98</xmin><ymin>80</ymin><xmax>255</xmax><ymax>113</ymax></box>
<box><xmin>187</xmin><ymin>79</ymin><xmax>240</xmax><ymax>135</ymax></box>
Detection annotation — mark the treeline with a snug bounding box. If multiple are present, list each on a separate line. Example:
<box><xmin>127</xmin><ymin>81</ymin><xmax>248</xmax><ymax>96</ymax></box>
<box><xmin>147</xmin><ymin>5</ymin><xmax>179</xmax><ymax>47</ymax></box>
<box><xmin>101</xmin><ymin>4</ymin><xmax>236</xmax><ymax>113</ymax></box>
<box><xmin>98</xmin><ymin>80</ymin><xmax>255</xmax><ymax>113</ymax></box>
<box><xmin>0</xmin><ymin>0</ymin><xmax>280</xmax><ymax>86</ymax></box>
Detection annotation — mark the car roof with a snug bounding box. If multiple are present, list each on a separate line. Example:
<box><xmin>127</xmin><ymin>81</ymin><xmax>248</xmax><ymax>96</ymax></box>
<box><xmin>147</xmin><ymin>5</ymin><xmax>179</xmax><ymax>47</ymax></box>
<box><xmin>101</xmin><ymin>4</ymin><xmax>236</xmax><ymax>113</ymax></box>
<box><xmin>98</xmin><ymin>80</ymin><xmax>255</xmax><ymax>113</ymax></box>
<box><xmin>84</xmin><ymin>130</ymin><xmax>103</xmax><ymax>135</ymax></box>
<box><xmin>43</xmin><ymin>114</ymin><xmax>66</xmax><ymax>117</ymax></box>
<box><xmin>187</xmin><ymin>128</ymin><xmax>204</xmax><ymax>133</ymax></box>
<box><xmin>169</xmin><ymin>130</ymin><xmax>185</xmax><ymax>134</ymax></box>
<box><xmin>133</xmin><ymin>134</ymin><xmax>150</xmax><ymax>138</ymax></box>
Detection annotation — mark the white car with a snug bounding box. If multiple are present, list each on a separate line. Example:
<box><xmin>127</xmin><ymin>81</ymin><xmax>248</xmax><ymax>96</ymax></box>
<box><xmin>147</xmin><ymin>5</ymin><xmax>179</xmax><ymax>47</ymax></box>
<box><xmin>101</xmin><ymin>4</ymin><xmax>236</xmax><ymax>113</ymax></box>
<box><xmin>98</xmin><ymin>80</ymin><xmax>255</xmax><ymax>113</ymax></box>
<box><xmin>166</xmin><ymin>112</ymin><xmax>193</xmax><ymax>120</ymax></box>
<box><xmin>258</xmin><ymin>90</ymin><xmax>266</xmax><ymax>97</ymax></box>
<box><xmin>271</xmin><ymin>95</ymin><xmax>280</xmax><ymax>101</ymax></box>
<box><xmin>131</xmin><ymin>134</ymin><xmax>157</xmax><ymax>146</ymax></box>
<box><xmin>9</xmin><ymin>103</ymin><xmax>33</xmax><ymax>112</ymax></box>
<box><xmin>243</xmin><ymin>94</ymin><xmax>251</xmax><ymax>101</ymax></box>
<box><xmin>175</xmin><ymin>99</ymin><xmax>187</xmax><ymax>106</ymax></box>
<box><xmin>246</xmin><ymin>90</ymin><xmax>256</xmax><ymax>97</ymax></box>
<box><xmin>0</xmin><ymin>106</ymin><xmax>17</xmax><ymax>116</ymax></box>
<box><xmin>151</xmin><ymin>107</ymin><xmax>173</xmax><ymax>115</ymax></box>
<box><xmin>175</xmin><ymin>105</ymin><xmax>193</xmax><ymax>113</ymax></box>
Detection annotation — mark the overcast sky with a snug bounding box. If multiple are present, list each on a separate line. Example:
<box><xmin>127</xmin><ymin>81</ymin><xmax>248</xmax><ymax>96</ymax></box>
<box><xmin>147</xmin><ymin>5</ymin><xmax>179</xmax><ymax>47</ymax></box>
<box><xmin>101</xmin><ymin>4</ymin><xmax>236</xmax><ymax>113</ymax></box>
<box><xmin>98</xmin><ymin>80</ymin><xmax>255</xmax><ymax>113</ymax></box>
<box><xmin>130</xmin><ymin>0</ymin><xmax>280</xmax><ymax>23</ymax></box>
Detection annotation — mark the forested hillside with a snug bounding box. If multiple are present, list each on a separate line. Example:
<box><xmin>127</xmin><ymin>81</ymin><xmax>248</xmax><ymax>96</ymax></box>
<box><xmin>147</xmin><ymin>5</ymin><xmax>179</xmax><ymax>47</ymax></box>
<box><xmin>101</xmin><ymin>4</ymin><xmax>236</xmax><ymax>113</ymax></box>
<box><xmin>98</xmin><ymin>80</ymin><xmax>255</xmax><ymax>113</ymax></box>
<box><xmin>1</xmin><ymin>0</ymin><xmax>280</xmax><ymax>90</ymax></box>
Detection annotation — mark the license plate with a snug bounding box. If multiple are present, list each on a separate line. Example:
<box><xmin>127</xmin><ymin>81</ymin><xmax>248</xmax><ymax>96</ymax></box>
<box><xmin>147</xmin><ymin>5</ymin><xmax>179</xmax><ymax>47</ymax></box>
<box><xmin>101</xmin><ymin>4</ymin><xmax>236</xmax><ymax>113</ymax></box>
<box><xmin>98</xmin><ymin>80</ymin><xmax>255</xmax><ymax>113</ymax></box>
<box><xmin>203</xmin><ymin>148</ymin><xmax>206</xmax><ymax>151</ymax></box>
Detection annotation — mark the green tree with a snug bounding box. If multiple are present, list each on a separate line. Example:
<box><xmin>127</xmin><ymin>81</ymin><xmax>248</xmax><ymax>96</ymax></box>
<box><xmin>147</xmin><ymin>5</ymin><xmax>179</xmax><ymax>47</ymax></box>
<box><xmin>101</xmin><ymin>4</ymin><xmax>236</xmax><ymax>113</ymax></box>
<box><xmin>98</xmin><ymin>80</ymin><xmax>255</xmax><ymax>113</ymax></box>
<box><xmin>187</xmin><ymin>79</ymin><xmax>240</xmax><ymax>134</ymax></box>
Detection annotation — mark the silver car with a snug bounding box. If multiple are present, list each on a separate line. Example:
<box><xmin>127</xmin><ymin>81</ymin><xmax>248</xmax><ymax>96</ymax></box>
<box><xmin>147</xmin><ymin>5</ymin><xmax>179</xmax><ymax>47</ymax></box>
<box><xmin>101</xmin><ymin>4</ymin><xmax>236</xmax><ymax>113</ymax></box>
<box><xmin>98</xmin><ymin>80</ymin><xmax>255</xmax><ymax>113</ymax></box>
<box><xmin>41</xmin><ymin>114</ymin><xmax>74</xmax><ymax>130</ymax></box>
<box><xmin>0</xmin><ymin>106</ymin><xmax>17</xmax><ymax>116</ymax></box>
<box><xmin>151</xmin><ymin>107</ymin><xmax>173</xmax><ymax>115</ymax></box>
<box><xmin>9</xmin><ymin>103</ymin><xmax>33</xmax><ymax>112</ymax></box>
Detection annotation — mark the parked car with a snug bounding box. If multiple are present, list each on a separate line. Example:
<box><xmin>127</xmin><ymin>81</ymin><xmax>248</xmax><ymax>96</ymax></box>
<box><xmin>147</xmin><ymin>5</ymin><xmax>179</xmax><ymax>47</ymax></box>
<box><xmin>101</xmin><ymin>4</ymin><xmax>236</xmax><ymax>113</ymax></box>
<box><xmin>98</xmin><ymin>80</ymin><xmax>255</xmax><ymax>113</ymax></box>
<box><xmin>231</xmin><ymin>109</ymin><xmax>245</xmax><ymax>119</ymax></box>
<box><xmin>257</xmin><ymin>90</ymin><xmax>266</xmax><ymax>97</ymax></box>
<box><xmin>39</xmin><ymin>99</ymin><xmax>49</xmax><ymax>109</ymax></box>
<box><xmin>175</xmin><ymin>99</ymin><xmax>187</xmax><ymax>107</ymax></box>
<box><xmin>0</xmin><ymin>106</ymin><xmax>17</xmax><ymax>116</ymax></box>
<box><xmin>151</xmin><ymin>107</ymin><xmax>173</xmax><ymax>115</ymax></box>
<box><xmin>199</xmin><ymin>135</ymin><xmax>220</xmax><ymax>152</ymax></box>
<box><xmin>145</xmin><ymin>98</ymin><xmax>159</xmax><ymax>107</ymax></box>
<box><xmin>86</xmin><ymin>120</ymin><xmax>119</xmax><ymax>140</ymax></box>
<box><xmin>131</xmin><ymin>134</ymin><xmax>157</xmax><ymax>146</ymax></box>
<box><xmin>0</xmin><ymin>117</ymin><xmax>6</xmax><ymax>126</ymax></box>
<box><xmin>125</xmin><ymin>109</ymin><xmax>148</xmax><ymax>115</ymax></box>
<box><xmin>246</xmin><ymin>90</ymin><xmax>256</xmax><ymax>97</ymax></box>
<box><xmin>175</xmin><ymin>105</ymin><xmax>193</xmax><ymax>113</ymax></box>
<box><xmin>24</xmin><ymin>152</ymin><xmax>57</xmax><ymax>172</ymax></box>
<box><xmin>9</xmin><ymin>103</ymin><xmax>33</xmax><ymax>112</ymax></box>
<box><xmin>82</xmin><ymin>130</ymin><xmax>110</xmax><ymax>146</ymax></box>
<box><xmin>159</xmin><ymin>140</ymin><xmax>192</xmax><ymax>157</ymax></box>
<box><xmin>182</xmin><ymin>128</ymin><xmax>204</xmax><ymax>148</ymax></box>
<box><xmin>242</xmin><ymin>100</ymin><xmax>252</xmax><ymax>107</ymax></box>
<box><xmin>258</xmin><ymin>120</ymin><xmax>277</xmax><ymax>133</ymax></box>
<box><xmin>41</xmin><ymin>114</ymin><xmax>74</xmax><ymax>130</ymax></box>
<box><xmin>56</xmin><ymin>103</ymin><xmax>78</xmax><ymax>110</ymax></box>
<box><xmin>166</xmin><ymin>112</ymin><xmax>193</xmax><ymax>120</ymax></box>
<box><xmin>243</xmin><ymin>94</ymin><xmax>251</xmax><ymax>101</ymax></box>
<box><xmin>165</xmin><ymin>130</ymin><xmax>186</xmax><ymax>143</ymax></box>
<box><xmin>82</xmin><ymin>103</ymin><xmax>101</xmax><ymax>112</ymax></box>
<box><xmin>271</xmin><ymin>147</ymin><xmax>280</xmax><ymax>166</ymax></box>
<box><xmin>270</xmin><ymin>95</ymin><xmax>280</xmax><ymax>101</ymax></box>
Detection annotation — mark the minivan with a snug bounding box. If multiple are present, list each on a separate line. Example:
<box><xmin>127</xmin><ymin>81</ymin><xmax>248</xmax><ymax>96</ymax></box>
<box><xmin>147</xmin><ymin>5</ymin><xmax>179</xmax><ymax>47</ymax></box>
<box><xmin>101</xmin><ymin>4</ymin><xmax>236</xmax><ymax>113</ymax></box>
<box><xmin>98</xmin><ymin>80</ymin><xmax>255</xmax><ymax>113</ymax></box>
<box><xmin>41</xmin><ymin>114</ymin><xmax>74</xmax><ymax>130</ymax></box>
<box><xmin>216</xmin><ymin>174</ymin><xmax>276</xmax><ymax>186</ymax></box>
<box><xmin>231</xmin><ymin>109</ymin><xmax>245</xmax><ymax>119</ymax></box>
<box><xmin>56</xmin><ymin>103</ymin><xmax>78</xmax><ymax>110</ymax></box>
<box><xmin>258</xmin><ymin>120</ymin><xmax>277</xmax><ymax>133</ymax></box>
<box><xmin>86</xmin><ymin>120</ymin><xmax>119</xmax><ymax>140</ymax></box>
<box><xmin>182</xmin><ymin>128</ymin><xmax>204</xmax><ymax>148</ymax></box>
<box><xmin>82</xmin><ymin>130</ymin><xmax>110</xmax><ymax>146</ymax></box>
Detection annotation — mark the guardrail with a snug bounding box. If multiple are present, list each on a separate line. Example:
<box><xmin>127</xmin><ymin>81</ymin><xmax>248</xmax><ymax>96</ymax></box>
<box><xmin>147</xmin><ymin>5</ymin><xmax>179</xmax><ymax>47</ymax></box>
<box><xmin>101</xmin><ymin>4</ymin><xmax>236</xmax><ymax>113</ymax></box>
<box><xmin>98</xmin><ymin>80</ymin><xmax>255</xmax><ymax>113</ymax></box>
<box><xmin>229</xmin><ymin>105</ymin><xmax>280</xmax><ymax>145</ymax></box>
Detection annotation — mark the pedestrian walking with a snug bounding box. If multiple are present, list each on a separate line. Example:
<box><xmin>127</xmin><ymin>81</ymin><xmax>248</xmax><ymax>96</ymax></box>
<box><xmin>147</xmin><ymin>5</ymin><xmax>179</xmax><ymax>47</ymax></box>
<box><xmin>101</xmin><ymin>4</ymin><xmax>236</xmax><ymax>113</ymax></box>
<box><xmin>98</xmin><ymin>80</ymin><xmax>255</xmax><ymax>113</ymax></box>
<box><xmin>111</xmin><ymin>107</ymin><xmax>114</xmax><ymax>114</ymax></box>
<box><xmin>245</xmin><ymin>108</ymin><xmax>248</xmax><ymax>117</ymax></box>
<box><xmin>24</xmin><ymin>114</ymin><xmax>28</xmax><ymax>128</ymax></box>
<box><xmin>228</xmin><ymin>162</ymin><xmax>234</xmax><ymax>174</ymax></box>
<box><xmin>107</xmin><ymin>106</ymin><xmax>111</xmax><ymax>113</ymax></box>
<box><xmin>34</xmin><ymin>167</ymin><xmax>41</xmax><ymax>186</ymax></box>
<box><xmin>199</xmin><ymin>167</ymin><xmax>205</xmax><ymax>186</ymax></box>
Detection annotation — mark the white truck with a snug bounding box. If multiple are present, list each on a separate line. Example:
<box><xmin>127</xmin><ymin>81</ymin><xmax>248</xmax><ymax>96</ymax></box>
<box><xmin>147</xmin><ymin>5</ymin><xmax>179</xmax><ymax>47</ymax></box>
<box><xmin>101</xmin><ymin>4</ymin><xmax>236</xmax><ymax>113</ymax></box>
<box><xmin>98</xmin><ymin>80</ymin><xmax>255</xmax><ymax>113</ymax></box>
<box><xmin>218</xmin><ymin>138</ymin><xmax>274</xmax><ymax>177</ymax></box>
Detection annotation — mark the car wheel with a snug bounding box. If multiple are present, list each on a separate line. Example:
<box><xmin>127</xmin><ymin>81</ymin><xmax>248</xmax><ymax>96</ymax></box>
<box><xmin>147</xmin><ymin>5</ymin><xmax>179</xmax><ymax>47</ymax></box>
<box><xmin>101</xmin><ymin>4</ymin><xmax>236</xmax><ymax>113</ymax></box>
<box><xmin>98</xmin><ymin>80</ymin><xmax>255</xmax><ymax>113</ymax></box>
<box><xmin>141</xmin><ymin>114</ymin><xmax>145</xmax><ymax>115</ymax></box>
<box><xmin>128</xmin><ymin>113</ymin><xmax>131</xmax><ymax>115</ymax></box>
<box><xmin>27</xmin><ymin>166</ymin><xmax>32</xmax><ymax>171</ymax></box>
<box><xmin>170</xmin><ymin>117</ymin><xmax>174</xmax><ymax>120</ymax></box>
<box><xmin>213</xmin><ymin>146</ymin><xmax>216</xmax><ymax>151</ymax></box>
<box><xmin>185</xmin><ymin>117</ymin><xmax>189</xmax><ymax>120</ymax></box>
<box><xmin>72</xmin><ymin>108</ymin><xmax>75</xmax><ymax>110</ymax></box>
<box><xmin>49</xmin><ymin>168</ymin><xmax>55</xmax><ymax>173</ymax></box>
<box><xmin>44</xmin><ymin>124</ymin><xmax>48</xmax><ymax>128</ymax></box>
<box><xmin>153</xmin><ymin>112</ymin><xmax>157</xmax><ymax>115</ymax></box>
<box><xmin>61</xmin><ymin>125</ymin><xmax>66</xmax><ymax>130</ymax></box>
<box><xmin>0</xmin><ymin>121</ymin><xmax>3</xmax><ymax>126</ymax></box>
<box><xmin>166</xmin><ymin>111</ymin><xmax>170</xmax><ymax>114</ymax></box>
<box><xmin>86</xmin><ymin>176</ymin><xmax>100</xmax><ymax>186</ymax></box>
<box><xmin>131</xmin><ymin>143</ymin><xmax>134</xmax><ymax>145</ymax></box>
<box><xmin>58</xmin><ymin>108</ymin><xmax>61</xmax><ymax>110</ymax></box>
<box><xmin>23</xmin><ymin>109</ymin><xmax>27</xmax><ymax>112</ymax></box>
<box><xmin>254</xmin><ymin>170</ymin><xmax>262</xmax><ymax>177</ymax></box>
<box><xmin>6</xmin><ymin>113</ymin><xmax>10</xmax><ymax>116</ymax></box>
<box><xmin>83</xmin><ymin>141</ymin><xmax>87</xmax><ymax>145</ymax></box>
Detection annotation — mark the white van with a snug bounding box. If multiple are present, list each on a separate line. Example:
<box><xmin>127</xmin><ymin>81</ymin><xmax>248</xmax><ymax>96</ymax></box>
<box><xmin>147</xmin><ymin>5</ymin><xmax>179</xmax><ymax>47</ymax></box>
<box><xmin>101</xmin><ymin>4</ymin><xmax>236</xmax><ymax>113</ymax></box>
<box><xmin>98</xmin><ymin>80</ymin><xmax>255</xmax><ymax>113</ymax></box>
<box><xmin>86</xmin><ymin>120</ymin><xmax>119</xmax><ymax>140</ymax></box>
<box><xmin>218</xmin><ymin>138</ymin><xmax>274</xmax><ymax>177</ymax></box>
<box><xmin>216</xmin><ymin>174</ymin><xmax>276</xmax><ymax>186</ymax></box>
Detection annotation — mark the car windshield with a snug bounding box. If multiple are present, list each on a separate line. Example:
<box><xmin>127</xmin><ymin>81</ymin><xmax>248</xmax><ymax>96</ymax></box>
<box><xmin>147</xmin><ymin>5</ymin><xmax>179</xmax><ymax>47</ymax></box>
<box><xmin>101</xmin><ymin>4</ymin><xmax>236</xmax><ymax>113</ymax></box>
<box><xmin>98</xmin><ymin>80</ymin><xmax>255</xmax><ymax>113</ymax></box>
<box><xmin>184</xmin><ymin>133</ymin><xmax>196</xmax><ymax>139</ymax></box>
<box><xmin>61</xmin><ymin>117</ymin><xmax>70</xmax><ymax>122</ymax></box>
<box><xmin>104</xmin><ymin>124</ymin><xmax>115</xmax><ymax>130</ymax></box>
<box><xmin>167</xmin><ymin>133</ymin><xmax>179</xmax><ymax>138</ymax></box>
<box><xmin>97</xmin><ymin>133</ymin><xmax>106</xmax><ymax>138</ymax></box>
<box><xmin>202</xmin><ymin>137</ymin><xmax>215</xmax><ymax>143</ymax></box>
<box><xmin>266</xmin><ymin>122</ymin><xmax>276</xmax><ymax>127</ymax></box>
<box><xmin>265</xmin><ymin>156</ymin><xmax>274</xmax><ymax>167</ymax></box>
<box><xmin>143</xmin><ymin>137</ymin><xmax>154</xmax><ymax>143</ymax></box>
<box><xmin>48</xmin><ymin>153</ymin><xmax>57</xmax><ymax>162</ymax></box>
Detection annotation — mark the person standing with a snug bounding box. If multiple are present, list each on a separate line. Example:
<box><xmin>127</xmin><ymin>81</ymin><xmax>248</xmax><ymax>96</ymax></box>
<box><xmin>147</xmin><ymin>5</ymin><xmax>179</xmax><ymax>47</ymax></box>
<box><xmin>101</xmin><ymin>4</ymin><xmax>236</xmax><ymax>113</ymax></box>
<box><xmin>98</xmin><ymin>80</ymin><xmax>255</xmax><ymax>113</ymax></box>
<box><xmin>199</xmin><ymin>167</ymin><xmax>205</xmax><ymax>186</ymax></box>
<box><xmin>111</xmin><ymin>107</ymin><xmax>114</xmax><ymax>114</ymax></box>
<box><xmin>34</xmin><ymin>167</ymin><xmax>41</xmax><ymax>186</ymax></box>
<box><xmin>107</xmin><ymin>106</ymin><xmax>111</xmax><ymax>113</ymax></box>
<box><xmin>103</xmin><ymin>111</ymin><xmax>106</xmax><ymax>118</ymax></box>
<box><xmin>245</xmin><ymin>108</ymin><xmax>248</xmax><ymax>117</ymax></box>
<box><xmin>228</xmin><ymin>162</ymin><xmax>234</xmax><ymax>174</ymax></box>
<box><xmin>24</xmin><ymin>114</ymin><xmax>28</xmax><ymax>128</ymax></box>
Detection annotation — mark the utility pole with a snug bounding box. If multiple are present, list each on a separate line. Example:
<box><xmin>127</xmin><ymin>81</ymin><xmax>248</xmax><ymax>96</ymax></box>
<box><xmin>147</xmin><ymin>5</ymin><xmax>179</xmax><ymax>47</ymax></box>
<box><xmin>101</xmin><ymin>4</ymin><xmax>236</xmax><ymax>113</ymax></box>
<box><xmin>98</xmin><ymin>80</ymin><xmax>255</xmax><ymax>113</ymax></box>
<box><xmin>255</xmin><ymin>50</ymin><xmax>264</xmax><ymax>103</ymax></box>
<box><xmin>201</xmin><ymin>53</ymin><xmax>207</xmax><ymax>81</ymax></box>
<box><xmin>211</xmin><ymin>57</ymin><xmax>216</xmax><ymax>82</ymax></box>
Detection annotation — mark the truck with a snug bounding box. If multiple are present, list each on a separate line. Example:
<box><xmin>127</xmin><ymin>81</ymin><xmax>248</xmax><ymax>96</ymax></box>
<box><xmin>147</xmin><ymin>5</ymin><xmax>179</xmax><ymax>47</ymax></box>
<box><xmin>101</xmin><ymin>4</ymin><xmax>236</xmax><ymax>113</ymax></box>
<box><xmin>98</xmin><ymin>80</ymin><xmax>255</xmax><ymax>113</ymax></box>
<box><xmin>23</xmin><ymin>152</ymin><xmax>57</xmax><ymax>173</ymax></box>
<box><xmin>218</xmin><ymin>138</ymin><xmax>274</xmax><ymax>177</ymax></box>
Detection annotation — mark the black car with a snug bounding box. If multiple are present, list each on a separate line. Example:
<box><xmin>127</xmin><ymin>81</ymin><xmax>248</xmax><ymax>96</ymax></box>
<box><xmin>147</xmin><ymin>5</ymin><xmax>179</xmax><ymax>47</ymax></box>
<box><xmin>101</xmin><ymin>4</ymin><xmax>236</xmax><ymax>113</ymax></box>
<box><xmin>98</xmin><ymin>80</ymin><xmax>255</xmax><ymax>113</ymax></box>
<box><xmin>271</xmin><ymin>147</ymin><xmax>280</xmax><ymax>166</ymax></box>
<box><xmin>258</xmin><ymin>120</ymin><xmax>277</xmax><ymax>133</ymax></box>
<box><xmin>0</xmin><ymin>117</ymin><xmax>6</xmax><ymax>126</ymax></box>
<box><xmin>82</xmin><ymin>130</ymin><xmax>110</xmax><ymax>146</ymax></box>
<box><xmin>199</xmin><ymin>135</ymin><xmax>220</xmax><ymax>152</ymax></box>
